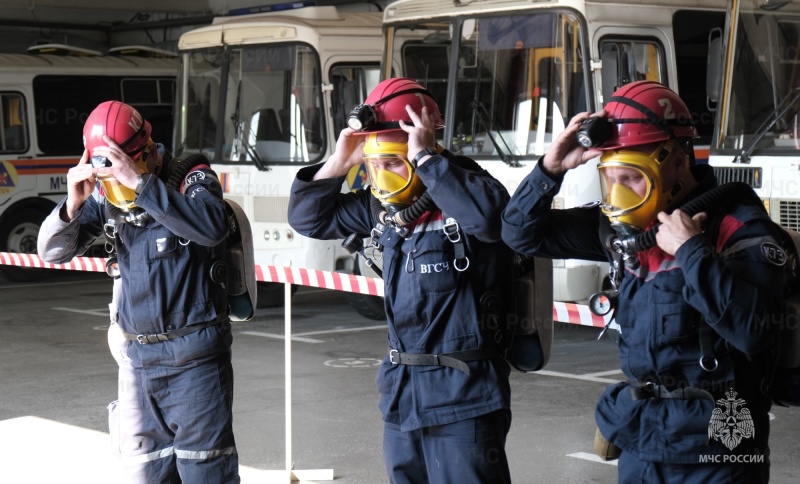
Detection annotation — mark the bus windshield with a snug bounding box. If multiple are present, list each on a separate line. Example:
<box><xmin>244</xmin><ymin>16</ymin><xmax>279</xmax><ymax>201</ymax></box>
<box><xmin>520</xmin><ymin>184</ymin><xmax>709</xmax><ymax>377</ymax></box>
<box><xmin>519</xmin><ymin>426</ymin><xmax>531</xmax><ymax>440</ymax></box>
<box><xmin>716</xmin><ymin>9</ymin><xmax>800</xmax><ymax>154</ymax></box>
<box><xmin>386</xmin><ymin>11</ymin><xmax>589</xmax><ymax>161</ymax></box>
<box><xmin>175</xmin><ymin>43</ymin><xmax>325</xmax><ymax>165</ymax></box>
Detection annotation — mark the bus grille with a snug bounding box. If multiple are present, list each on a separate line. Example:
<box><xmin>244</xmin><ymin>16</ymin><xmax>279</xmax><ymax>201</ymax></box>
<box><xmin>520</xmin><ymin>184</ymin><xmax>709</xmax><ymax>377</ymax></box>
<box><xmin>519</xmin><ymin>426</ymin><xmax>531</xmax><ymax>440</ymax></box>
<box><xmin>253</xmin><ymin>196</ymin><xmax>290</xmax><ymax>224</ymax></box>
<box><xmin>780</xmin><ymin>201</ymin><xmax>800</xmax><ymax>232</ymax></box>
<box><xmin>712</xmin><ymin>167</ymin><xmax>762</xmax><ymax>188</ymax></box>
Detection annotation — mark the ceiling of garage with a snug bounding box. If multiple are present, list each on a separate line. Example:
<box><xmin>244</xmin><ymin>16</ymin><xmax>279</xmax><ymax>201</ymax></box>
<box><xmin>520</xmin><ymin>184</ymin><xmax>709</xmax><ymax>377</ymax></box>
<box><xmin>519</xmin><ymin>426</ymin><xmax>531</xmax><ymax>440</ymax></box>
<box><xmin>0</xmin><ymin>0</ymin><xmax>382</xmax><ymax>53</ymax></box>
<box><xmin>0</xmin><ymin>0</ymin><xmax>214</xmax><ymax>15</ymax></box>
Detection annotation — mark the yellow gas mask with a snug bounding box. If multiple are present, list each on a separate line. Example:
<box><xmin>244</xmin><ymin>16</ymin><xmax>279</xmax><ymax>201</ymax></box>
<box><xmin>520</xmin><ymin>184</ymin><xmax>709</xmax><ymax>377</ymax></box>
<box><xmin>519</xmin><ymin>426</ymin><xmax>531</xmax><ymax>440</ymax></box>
<box><xmin>91</xmin><ymin>139</ymin><xmax>155</xmax><ymax>211</ymax></box>
<box><xmin>597</xmin><ymin>139</ymin><xmax>694</xmax><ymax>235</ymax></box>
<box><xmin>362</xmin><ymin>133</ymin><xmax>425</xmax><ymax>211</ymax></box>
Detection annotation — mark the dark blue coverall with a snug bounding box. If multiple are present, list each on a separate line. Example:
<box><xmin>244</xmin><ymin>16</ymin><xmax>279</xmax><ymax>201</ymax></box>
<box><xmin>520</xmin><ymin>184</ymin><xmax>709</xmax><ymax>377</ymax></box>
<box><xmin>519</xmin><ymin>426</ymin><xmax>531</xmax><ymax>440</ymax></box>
<box><xmin>288</xmin><ymin>152</ymin><xmax>514</xmax><ymax>483</ymax></box>
<box><xmin>37</xmin><ymin>156</ymin><xmax>239</xmax><ymax>483</ymax></box>
<box><xmin>502</xmin><ymin>161</ymin><xmax>783</xmax><ymax>483</ymax></box>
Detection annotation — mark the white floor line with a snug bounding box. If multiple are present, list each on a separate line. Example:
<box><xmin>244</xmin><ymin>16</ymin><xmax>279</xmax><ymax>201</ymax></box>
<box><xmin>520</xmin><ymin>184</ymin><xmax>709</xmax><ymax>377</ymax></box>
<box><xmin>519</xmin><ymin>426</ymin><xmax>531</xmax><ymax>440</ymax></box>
<box><xmin>297</xmin><ymin>324</ymin><xmax>387</xmax><ymax>336</ymax></box>
<box><xmin>53</xmin><ymin>307</ymin><xmax>109</xmax><ymax>317</ymax></box>
<box><xmin>240</xmin><ymin>324</ymin><xmax>387</xmax><ymax>343</ymax></box>
<box><xmin>240</xmin><ymin>331</ymin><xmax>325</xmax><ymax>343</ymax></box>
<box><xmin>566</xmin><ymin>452</ymin><xmax>619</xmax><ymax>466</ymax></box>
<box><xmin>582</xmin><ymin>369</ymin><xmax>625</xmax><ymax>378</ymax></box>
<box><xmin>533</xmin><ymin>369</ymin><xmax>621</xmax><ymax>384</ymax></box>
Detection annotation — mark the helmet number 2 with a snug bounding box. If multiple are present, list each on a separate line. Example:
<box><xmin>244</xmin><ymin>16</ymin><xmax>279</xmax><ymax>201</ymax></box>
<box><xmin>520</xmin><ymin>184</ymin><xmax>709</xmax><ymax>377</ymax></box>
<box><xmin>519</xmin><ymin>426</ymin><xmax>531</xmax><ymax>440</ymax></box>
<box><xmin>659</xmin><ymin>98</ymin><xmax>675</xmax><ymax>119</ymax></box>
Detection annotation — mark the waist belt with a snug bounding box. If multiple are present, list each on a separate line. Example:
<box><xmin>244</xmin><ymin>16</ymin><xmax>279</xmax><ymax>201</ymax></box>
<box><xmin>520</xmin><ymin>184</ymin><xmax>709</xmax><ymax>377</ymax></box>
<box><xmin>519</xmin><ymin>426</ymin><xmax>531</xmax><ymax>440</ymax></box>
<box><xmin>388</xmin><ymin>348</ymin><xmax>495</xmax><ymax>375</ymax></box>
<box><xmin>122</xmin><ymin>319</ymin><xmax>225</xmax><ymax>345</ymax></box>
<box><xmin>630</xmin><ymin>382</ymin><xmax>715</xmax><ymax>401</ymax></box>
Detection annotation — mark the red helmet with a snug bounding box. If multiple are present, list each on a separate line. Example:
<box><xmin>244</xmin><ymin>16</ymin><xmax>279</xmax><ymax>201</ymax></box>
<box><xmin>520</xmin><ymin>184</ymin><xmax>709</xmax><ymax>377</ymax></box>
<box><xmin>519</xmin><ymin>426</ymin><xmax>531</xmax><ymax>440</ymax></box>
<box><xmin>348</xmin><ymin>77</ymin><xmax>444</xmax><ymax>134</ymax></box>
<box><xmin>601</xmin><ymin>81</ymin><xmax>697</xmax><ymax>149</ymax></box>
<box><xmin>83</xmin><ymin>100</ymin><xmax>151</xmax><ymax>157</ymax></box>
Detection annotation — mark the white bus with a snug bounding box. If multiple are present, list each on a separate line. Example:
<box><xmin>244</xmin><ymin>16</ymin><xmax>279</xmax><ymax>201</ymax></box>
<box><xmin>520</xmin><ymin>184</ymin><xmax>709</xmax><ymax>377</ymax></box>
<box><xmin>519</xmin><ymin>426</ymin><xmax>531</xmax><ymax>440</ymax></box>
<box><xmin>381</xmin><ymin>0</ymin><xmax>727</xmax><ymax>302</ymax></box>
<box><xmin>707</xmin><ymin>0</ymin><xmax>800</xmax><ymax>234</ymax></box>
<box><xmin>173</xmin><ymin>5</ymin><xmax>386</xmax><ymax>314</ymax></box>
<box><xmin>0</xmin><ymin>48</ymin><xmax>177</xmax><ymax>281</ymax></box>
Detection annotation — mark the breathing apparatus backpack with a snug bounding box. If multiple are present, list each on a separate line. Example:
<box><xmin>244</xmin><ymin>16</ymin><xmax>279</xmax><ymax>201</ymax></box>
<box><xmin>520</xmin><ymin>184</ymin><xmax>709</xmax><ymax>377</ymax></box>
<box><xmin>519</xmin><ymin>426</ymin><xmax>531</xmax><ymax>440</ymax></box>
<box><xmin>605</xmin><ymin>181</ymin><xmax>800</xmax><ymax>406</ymax></box>
<box><xmin>351</xmin><ymin>151</ymin><xmax>554</xmax><ymax>372</ymax></box>
<box><xmin>102</xmin><ymin>153</ymin><xmax>257</xmax><ymax>322</ymax></box>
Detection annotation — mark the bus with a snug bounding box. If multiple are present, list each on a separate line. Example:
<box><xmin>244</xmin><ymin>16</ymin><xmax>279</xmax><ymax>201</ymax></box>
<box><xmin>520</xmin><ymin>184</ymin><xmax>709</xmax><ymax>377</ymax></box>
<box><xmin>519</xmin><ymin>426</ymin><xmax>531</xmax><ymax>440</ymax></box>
<box><xmin>707</xmin><ymin>0</ymin><xmax>800</xmax><ymax>234</ymax></box>
<box><xmin>173</xmin><ymin>5</ymin><xmax>386</xmax><ymax>314</ymax></box>
<box><xmin>381</xmin><ymin>0</ymin><xmax>727</xmax><ymax>302</ymax></box>
<box><xmin>0</xmin><ymin>48</ymin><xmax>177</xmax><ymax>281</ymax></box>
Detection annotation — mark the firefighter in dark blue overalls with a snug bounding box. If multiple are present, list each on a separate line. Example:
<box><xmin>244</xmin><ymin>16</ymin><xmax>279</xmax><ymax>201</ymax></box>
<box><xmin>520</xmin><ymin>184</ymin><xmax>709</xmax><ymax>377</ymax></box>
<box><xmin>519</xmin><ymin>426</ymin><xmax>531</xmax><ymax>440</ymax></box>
<box><xmin>288</xmin><ymin>78</ymin><xmax>514</xmax><ymax>483</ymax></box>
<box><xmin>37</xmin><ymin>101</ymin><xmax>239</xmax><ymax>483</ymax></box>
<box><xmin>502</xmin><ymin>81</ymin><xmax>784</xmax><ymax>483</ymax></box>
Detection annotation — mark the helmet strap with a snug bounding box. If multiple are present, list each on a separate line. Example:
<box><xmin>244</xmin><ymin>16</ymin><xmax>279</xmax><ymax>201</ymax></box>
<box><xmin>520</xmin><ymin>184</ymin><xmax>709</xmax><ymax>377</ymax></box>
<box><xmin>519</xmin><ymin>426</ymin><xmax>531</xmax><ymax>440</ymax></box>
<box><xmin>609</xmin><ymin>95</ymin><xmax>693</xmax><ymax>138</ymax></box>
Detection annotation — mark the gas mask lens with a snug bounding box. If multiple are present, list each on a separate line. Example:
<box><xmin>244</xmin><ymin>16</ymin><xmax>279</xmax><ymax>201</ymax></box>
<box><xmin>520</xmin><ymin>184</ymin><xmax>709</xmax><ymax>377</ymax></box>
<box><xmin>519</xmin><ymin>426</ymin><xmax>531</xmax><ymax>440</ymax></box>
<box><xmin>598</xmin><ymin>164</ymin><xmax>651</xmax><ymax>216</ymax></box>
<box><xmin>364</xmin><ymin>154</ymin><xmax>413</xmax><ymax>200</ymax></box>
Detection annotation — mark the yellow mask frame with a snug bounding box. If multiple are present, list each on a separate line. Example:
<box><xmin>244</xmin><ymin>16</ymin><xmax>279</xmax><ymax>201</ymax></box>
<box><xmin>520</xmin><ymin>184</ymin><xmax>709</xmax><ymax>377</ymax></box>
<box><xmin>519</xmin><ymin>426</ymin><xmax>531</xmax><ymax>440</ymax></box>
<box><xmin>362</xmin><ymin>133</ymin><xmax>424</xmax><ymax>207</ymax></box>
<box><xmin>597</xmin><ymin>139</ymin><xmax>683</xmax><ymax>231</ymax></box>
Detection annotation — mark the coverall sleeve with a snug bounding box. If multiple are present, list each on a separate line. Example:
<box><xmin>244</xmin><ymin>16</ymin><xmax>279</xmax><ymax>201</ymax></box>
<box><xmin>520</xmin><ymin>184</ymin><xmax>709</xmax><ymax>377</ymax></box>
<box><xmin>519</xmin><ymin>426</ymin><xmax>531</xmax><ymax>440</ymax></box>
<box><xmin>133</xmin><ymin>167</ymin><xmax>228</xmax><ymax>247</ymax></box>
<box><xmin>501</xmin><ymin>159</ymin><xmax>606</xmax><ymax>261</ymax></box>
<box><xmin>676</xmin><ymin>216</ymin><xmax>786</xmax><ymax>355</ymax></box>
<box><xmin>287</xmin><ymin>164</ymin><xmax>374</xmax><ymax>240</ymax></box>
<box><xmin>415</xmin><ymin>154</ymin><xmax>509</xmax><ymax>243</ymax></box>
<box><xmin>37</xmin><ymin>193</ymin><xmax>105</xmax><ymax>264</ymax></box>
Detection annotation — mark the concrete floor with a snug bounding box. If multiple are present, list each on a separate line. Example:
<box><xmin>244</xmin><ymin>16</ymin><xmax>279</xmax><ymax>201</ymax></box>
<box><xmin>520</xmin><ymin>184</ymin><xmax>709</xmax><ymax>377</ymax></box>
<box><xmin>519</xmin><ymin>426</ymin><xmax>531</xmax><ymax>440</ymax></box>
<box><xmin>1</xmin><ymin>269</ymin><xmax>798</xmax><ymax>483</ymax></box>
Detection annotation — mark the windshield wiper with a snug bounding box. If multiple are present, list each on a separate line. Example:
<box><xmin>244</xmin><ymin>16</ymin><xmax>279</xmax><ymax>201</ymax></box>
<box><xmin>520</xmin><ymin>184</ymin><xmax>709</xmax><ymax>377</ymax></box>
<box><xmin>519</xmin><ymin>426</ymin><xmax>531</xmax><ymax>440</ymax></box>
<box><xmin>735</xmin><ymin>87</ymin><xmax>800</xmax><ymax>163</ymax></box>
<box><xmin>231</xmin><ymin>80</ymin><xmax>268</xmax><ymax>171</ymax></box>
<box><xmin>471</xmin><ymin>100</ymin><xmax>522</xmax><ymax>167</ymax></box>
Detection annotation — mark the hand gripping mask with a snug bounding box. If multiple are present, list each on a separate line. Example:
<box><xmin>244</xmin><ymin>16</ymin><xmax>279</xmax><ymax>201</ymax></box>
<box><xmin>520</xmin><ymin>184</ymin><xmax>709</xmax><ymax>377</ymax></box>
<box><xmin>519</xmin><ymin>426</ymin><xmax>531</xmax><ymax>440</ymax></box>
<box><xmin>83</xmin><ymin>101</ymin><xmax>153</xmax><ymax>211</ymax></box>
<box><xmin>347</xmin><ymin>77</ymin><xmax>445</xmax><ymax>134</ymax></box>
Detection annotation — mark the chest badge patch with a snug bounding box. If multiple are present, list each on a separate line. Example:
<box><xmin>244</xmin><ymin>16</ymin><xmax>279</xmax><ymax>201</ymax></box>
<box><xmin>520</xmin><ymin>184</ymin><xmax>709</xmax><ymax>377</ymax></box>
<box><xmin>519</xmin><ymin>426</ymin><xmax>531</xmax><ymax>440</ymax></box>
<box><xmin>761</xmin><ymin>241</ymin><xmax>786</xmax><ymax>266</ymax></box>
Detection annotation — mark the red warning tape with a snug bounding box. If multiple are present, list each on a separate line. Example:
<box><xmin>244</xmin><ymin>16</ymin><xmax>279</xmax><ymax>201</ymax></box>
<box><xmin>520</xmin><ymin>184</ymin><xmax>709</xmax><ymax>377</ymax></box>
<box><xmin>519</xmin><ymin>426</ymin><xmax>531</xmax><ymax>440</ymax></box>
<box><xmin>1</xmin><ymin>252</ymin><xmax>609</xmax><ymax>327</ymax></box>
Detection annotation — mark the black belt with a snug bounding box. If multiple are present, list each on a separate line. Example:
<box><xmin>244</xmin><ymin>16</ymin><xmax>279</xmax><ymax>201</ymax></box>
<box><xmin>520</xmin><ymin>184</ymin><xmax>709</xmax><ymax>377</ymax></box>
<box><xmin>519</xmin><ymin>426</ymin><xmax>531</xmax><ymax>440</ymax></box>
<box><xmin>122</xmin><ymin>319</ymin><xmax>225</xmax><ymax>345</ymax></box>
<box><xmin>388</xmin><ymin>348</ymin><xmax>495</xmax><ymax>375</ymax></box>
<box><xmin>630</xmin><ymin>382</ymin><xmax>715</xmax><ymax>401</ymax></box>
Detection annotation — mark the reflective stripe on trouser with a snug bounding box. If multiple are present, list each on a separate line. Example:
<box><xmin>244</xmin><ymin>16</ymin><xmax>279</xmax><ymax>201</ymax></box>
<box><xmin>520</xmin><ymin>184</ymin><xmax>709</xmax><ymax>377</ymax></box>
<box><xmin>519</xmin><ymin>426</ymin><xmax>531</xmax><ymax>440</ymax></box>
<box><xmin>108</xmin><ymin>350</ymin><xmax>239</xmax><ymax>484</ymax></box>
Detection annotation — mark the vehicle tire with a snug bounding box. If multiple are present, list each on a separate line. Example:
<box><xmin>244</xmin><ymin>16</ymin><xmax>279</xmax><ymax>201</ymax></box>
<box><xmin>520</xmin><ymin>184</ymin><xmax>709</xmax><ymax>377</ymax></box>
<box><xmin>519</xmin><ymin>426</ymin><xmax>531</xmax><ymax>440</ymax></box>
<box><xmin>0</xmin><ymin>207</ymin><xmax>50</xmax><ymax>282</ymax></box>
<box><xmin>344</xmin><ymin>261</ymin><xmax>386</xmax><ymax>321</ymax></box>
<box><xmin>256</xmin><ymin>281</ymin><xmax>297</xmax><ymax>308</ymax></box>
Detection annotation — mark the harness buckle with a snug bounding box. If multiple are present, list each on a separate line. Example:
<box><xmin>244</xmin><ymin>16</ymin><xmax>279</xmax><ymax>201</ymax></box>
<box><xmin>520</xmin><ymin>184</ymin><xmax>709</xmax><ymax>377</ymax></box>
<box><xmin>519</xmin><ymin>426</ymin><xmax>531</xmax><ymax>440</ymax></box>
<box><xmin>389</xmin><ymin>349</ymin><xmax>399</xmax><ymax>365</ymax></box>
<box><xmin>443</xmin><ymin>217</ymin><xmax>461</xmax><ymax>243</ymax></box>
<box><xmin>104</xmin><ymin>220</ymin><xmax>117</xmax><ymax>240</ymax></box>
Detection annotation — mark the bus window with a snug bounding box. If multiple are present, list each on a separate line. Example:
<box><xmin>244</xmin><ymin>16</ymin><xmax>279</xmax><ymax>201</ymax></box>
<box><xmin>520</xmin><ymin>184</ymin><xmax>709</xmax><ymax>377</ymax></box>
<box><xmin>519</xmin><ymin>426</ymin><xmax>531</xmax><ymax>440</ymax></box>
<box><xmin>1</xmin><ymin>93</ymin><xmax>27</xmax><ymax>153</ymax></box>
<box><xmin>178</xmin><ymin>43</ymin><xmax>326</xmax><ymax>164</ymax></box>
<box><xmin>32</xmin><ymin>75</ymin><xmax>176</xmax><ymax>156</ymax></box>
<box><xmin>330</xmin><ymin>64</ymin><xmax>381</xmax><ymax>134</ymax></box>
<box><xmin>394</xmin><ymin>11</ymin><xmax>588</xmax><ymax>159</ymax></box>
<box><xmin>673</xmin><ymin>9</ymin><xmax>725</xmax><ymax>145</ymax></box>
<box><xmin>599</xmin><ymin>39</ymin><xmax>664</xmax><ymax>105</ymax></box>
<box><xmin>33</xmin><ymin>76</ymin><xmax>117</xmax><ymax>155</ymax></box>
<box><xmin>121</xmin><ymin>78</ymin><xmax>176</xmax><ymax>151</ymax></box>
